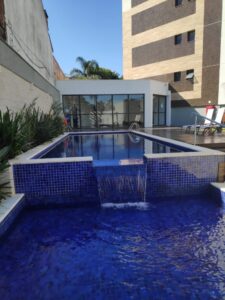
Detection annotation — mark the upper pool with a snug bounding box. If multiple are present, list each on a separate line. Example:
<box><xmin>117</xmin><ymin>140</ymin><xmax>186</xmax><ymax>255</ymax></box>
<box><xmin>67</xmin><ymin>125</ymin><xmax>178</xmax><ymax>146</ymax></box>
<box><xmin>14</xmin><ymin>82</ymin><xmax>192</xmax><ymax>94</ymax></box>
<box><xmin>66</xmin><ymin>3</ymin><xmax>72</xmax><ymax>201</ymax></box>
<box><xmin>37</xmin><ymin>132</ymin><xmax>194</xmax><ymax>160</ymax></box>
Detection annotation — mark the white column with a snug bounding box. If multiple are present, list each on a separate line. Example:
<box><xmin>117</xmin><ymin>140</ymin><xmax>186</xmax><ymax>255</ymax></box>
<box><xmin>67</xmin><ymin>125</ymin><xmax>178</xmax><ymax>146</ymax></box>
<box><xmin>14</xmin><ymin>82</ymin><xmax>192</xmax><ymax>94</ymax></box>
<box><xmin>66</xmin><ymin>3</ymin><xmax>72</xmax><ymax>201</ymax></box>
<box><xmin>166</xmin><ymin>91</ymin><xmax>171</xmax><ymax>126</ymax></box>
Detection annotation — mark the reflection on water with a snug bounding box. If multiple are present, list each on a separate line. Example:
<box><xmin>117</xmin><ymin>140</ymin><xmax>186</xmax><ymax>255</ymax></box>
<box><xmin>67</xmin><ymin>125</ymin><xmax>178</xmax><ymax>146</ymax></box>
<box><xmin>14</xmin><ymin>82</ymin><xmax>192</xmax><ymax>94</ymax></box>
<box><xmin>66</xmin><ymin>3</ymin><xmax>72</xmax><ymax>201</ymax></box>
<box><xmin>41</xmin><ymin>133</ymin><xmax>186</xmax><ymax>160</ymax></box>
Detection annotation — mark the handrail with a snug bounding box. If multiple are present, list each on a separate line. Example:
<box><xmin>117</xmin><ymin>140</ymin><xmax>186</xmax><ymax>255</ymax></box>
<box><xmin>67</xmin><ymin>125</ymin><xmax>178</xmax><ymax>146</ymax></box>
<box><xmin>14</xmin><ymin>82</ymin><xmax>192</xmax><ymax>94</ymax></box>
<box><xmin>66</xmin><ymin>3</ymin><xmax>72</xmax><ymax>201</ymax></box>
<box><xmin>193</xmin><ymin>113</ymin><xmax>224</xmax><ymax>127</ymax></box>
<box><xmin>192</xmin><ymin>113</ymin><xmax>224</xmax><ymax>144</ymax></box>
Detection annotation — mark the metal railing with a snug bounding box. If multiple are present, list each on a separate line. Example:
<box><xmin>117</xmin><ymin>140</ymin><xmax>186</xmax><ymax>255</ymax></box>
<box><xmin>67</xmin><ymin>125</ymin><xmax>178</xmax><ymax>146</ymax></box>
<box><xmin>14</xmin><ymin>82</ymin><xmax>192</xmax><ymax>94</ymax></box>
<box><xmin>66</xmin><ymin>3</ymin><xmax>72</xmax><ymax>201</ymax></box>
<box><xmin>192</xmin><ymin>113</ymin><xmax>224</xmax><ymax>145</ymax></box>
<box><xmin>129</xmin><ymin>122</ymin><xmax>141</xmax><ymax>130</ymax></box>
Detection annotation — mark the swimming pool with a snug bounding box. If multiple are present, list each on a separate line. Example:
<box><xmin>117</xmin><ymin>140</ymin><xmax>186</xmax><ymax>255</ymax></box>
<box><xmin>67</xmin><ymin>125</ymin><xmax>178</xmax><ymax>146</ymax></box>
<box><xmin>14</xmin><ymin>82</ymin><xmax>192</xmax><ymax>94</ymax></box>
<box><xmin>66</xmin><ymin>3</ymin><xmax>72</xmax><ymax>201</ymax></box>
<box><xmin>0</xmin><ymin>195</ymin><xmax>225</xmax><ymax>299</ymax></box>
<box><xmin>3</xmin><ymin>130</ymin><xmax>225</xmax><ymax>298</ymax></box>
<box><xmin>11</xmin><ymin>130</ymin><xmax>225</xmax><ymax>206</ymax></box>
<box><xmin>36</xmin><ymin>132</ymin><xmax>194</xmax><ymax>160</ymax></box>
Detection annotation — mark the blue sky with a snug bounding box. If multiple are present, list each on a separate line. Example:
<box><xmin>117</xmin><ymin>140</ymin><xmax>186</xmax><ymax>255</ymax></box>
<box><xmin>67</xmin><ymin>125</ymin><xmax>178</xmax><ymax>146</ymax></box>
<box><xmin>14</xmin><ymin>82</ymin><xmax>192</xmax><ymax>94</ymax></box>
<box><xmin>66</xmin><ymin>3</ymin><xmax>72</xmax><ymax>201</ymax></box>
<box><xmin>42</xmin><ymin>0</ymin><xmax>122</xmax><ymax>76</ymax></box>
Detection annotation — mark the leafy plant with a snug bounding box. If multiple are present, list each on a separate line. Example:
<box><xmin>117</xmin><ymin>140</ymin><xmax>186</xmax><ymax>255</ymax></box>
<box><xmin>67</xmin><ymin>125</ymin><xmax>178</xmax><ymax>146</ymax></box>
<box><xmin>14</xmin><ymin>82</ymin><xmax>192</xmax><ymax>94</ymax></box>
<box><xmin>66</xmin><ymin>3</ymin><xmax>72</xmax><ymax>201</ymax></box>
<box><xmin>0</xmin><ymin>109</ymin><xmax>24</xmax><ymax>159</ymax></box>
<box><xmin>35</xmin><ymin>106</ymin><xmax>63</xmax><ymax>144</ymax></box>
<box><xmin>0</xmin><ymin>101</ymin><xmax>64</xmax><ymax>201</ymax></box>
<box><xmin>0</xmin><ymin>100</ymin><xmax>64</xmax><ymax>159</ymax></box>
<box><xmin>0</xmin><ymin>146</ymin><xmax>10</xmax><ymax>200</ymax></box>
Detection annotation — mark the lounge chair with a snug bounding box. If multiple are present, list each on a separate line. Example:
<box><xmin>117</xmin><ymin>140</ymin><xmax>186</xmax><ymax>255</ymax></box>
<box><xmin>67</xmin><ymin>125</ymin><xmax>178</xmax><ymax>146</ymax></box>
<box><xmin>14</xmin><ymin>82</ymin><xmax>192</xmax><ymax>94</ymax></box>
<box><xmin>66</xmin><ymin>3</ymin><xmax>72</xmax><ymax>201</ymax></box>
<box><xmin>198</xmin><ymin>107</ymin><xmax>225</xmax><ymax>135</ymax></box>
<box><xmin>182</xmin><ymin>108</ymin><xmax>214</xmax><ymax>133</ymax></box>
<box><xmin>129</xmin><ymin>114</ymin><xmax>141</xmax><ymax>130</ymax></box>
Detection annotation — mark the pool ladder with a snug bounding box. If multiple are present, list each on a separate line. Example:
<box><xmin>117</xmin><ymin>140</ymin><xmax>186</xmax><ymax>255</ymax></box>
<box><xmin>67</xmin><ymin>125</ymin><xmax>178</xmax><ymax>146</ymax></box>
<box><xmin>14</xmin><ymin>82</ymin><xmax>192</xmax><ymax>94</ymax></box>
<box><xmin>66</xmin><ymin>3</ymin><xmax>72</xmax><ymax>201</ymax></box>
<box><xmin>129</xmin><ymin>122</ymin><xmax>140</xmax><ymax>130</ymax></box>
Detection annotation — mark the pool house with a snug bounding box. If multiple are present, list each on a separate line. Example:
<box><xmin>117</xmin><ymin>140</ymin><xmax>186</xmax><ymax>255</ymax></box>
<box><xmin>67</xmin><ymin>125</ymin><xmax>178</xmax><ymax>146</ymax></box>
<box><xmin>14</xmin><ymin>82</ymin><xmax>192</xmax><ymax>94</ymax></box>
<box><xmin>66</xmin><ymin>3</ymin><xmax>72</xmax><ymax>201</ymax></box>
<box><xmin>56</xmin><ymin>79</ymin><xmax>171</xmax><ymax>129</ymax></box>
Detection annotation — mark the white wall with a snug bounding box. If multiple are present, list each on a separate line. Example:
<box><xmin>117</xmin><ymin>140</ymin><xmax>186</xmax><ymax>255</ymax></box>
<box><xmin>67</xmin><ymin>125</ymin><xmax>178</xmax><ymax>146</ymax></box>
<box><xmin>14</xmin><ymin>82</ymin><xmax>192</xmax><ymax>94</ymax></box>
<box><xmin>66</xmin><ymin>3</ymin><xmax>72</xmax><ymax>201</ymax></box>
<box><xmin>148</xmin><ymin>80</ymin><xmax>171</xmax><ymax>127</ymax></box>
<box><xmin>122</xmin><ymin>0</ymin><xmax>131</xmax><ymax>12</ymax></box>
<box><xmin>4</xmin><ymin>0</ymin><xmax>54</xmax><ymax>85</ymax></box>
<box><xmin>218</xmin><ymin>0</ymin><xmax>225</xmax><ymax>105</ymax></box>
<box><xmin>0</xmin><ymin>65</ymin><xmax>53</xmax><ymax>112</ymax></box>
<box><xmin>56</xmin><ymin>79</ymin><xmax>171</xmax><ymax>127</ymax></box>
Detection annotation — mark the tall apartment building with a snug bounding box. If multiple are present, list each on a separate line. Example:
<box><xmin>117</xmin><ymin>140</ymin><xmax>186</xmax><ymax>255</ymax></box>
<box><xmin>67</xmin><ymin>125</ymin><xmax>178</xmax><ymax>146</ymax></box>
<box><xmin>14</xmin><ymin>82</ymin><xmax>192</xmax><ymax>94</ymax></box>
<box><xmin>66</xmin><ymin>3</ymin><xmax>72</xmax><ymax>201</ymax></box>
<box><xmin>122</xmin><ymin>0</ymin><xmax>225</xmax><ymax>125</ymax></box>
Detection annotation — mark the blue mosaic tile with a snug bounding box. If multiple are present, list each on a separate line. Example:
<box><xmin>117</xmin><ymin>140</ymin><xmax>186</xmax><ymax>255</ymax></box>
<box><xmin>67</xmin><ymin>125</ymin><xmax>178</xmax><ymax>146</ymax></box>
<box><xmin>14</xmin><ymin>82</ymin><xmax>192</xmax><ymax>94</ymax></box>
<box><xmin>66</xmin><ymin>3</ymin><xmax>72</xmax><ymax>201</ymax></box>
<box><xmin>13</xmin><ymin>161</ymin><xmax>99</xmax><ymax>205</ymax></box>
<box><xmin>25</xmin><ymin>194</ymin><xmax>99</xmax><ymax>207</ymax></box>
<box><xmin>0</xmin><ymin>196</ymin><xmax>25</xmax><ymax>239</ymax></box>
<box><xmin>209</xmin><ymin>185</ymin><xmax>225</xmax><ymax>206</ymax></box>
<box><xmin>144</xmin><ymin>155</ymin><xmax>225</xmax><ymax>199</ymax></box>
<box><xmin>12</xmin><ymin>153</ymin><xmax>225</xmax><ymax>206</ymax></box>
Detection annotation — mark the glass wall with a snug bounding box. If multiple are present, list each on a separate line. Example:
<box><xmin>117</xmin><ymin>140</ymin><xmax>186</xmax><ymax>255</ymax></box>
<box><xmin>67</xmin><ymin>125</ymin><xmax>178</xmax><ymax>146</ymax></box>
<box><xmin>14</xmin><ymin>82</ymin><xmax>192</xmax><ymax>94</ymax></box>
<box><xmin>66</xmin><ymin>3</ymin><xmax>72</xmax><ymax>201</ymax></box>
<box><xmin>63</xmin><ymin>95</ymin><xmax>80</xmax><ymax>128</ymax></box>
<box><xmin>153</xmin><ymin>95</ymin><xmax>167</xmax><ymax>126</ymax></box>
<box><xmin>62</xmin><ymin>94</ymin><xmax>144</xmax><ymax>130</ymax></box>
<box><xmin>97</xmin><ymin>95</ymin><xmax>113</xmax><ymax>128</ymax></box>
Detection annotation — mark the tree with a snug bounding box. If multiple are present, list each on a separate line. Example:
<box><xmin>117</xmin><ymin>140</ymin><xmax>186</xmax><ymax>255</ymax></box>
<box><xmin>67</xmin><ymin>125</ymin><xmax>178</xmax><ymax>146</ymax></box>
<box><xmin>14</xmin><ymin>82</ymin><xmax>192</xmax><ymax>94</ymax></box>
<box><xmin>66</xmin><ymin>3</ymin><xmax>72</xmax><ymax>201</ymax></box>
<box><xmin>95</xmin><ymin>67</ymin><xmax>120</xmax><ymax>79</ymax></box>
<box><xmin>70</xmin><ymin>57</ymin><xmax>100</xmax><ymax>79</ymax></box>
<box><xmin>70</xmin><ymin>56</ymin><xmax>120</xmax><ymax>79</ymax></box>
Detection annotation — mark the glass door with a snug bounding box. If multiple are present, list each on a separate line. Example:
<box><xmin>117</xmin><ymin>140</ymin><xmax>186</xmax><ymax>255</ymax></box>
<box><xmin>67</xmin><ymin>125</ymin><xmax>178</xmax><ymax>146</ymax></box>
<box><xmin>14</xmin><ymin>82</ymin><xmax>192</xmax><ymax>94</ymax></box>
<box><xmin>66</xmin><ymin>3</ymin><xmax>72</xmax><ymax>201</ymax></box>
<box><xmin>153</xmin><ymin>95</ymin><xmax>166</xmax><ymax>126</ymax></box>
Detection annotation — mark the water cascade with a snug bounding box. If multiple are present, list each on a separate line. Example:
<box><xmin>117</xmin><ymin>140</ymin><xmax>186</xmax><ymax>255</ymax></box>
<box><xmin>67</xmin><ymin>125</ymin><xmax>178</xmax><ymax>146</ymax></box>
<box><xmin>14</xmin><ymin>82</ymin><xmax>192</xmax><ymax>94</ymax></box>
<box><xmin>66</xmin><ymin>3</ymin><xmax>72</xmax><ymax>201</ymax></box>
<box><xmin>94</xmin><ymin>162</ymin><xmax>147</xmax><ymax>206</ymax></box>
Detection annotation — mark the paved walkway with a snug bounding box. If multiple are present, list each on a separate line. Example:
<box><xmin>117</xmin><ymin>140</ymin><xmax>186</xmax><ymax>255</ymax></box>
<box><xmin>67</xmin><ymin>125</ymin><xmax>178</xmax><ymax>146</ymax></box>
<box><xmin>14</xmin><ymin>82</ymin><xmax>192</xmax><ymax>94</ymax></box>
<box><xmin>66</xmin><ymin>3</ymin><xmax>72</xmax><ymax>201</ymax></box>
<box><xmin>139</xmin><ymin>127</ymin><xmax>225</xmax><ymax>151</ymax></box>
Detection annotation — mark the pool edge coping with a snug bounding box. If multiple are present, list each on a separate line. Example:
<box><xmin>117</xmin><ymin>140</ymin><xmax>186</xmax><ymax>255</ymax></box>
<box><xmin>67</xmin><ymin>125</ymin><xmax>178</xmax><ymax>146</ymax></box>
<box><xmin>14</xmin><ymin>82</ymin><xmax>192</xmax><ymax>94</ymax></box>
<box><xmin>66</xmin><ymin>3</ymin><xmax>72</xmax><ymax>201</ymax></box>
<box><xmin>0</xmin><ymin>194</ymin><xmax>25</xmax><ymax>238</ymax></box>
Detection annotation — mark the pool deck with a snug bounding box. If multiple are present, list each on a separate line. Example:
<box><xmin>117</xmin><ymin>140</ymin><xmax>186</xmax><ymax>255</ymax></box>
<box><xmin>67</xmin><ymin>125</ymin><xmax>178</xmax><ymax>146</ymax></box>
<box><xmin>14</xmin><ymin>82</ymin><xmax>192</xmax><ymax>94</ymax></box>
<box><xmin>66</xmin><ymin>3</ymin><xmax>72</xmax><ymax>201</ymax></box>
<box><xmin>139</xmin><ymin>127</ymin><xmax>225</xmax><ymax>152</ymax></box>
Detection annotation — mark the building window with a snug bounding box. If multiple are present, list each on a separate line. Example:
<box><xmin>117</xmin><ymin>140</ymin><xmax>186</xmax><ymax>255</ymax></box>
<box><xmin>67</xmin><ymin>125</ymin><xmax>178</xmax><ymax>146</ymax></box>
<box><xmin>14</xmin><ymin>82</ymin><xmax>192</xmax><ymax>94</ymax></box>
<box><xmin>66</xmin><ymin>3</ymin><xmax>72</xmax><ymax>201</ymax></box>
<box><xmin>186</xmin><ymin>69</ymin><xmax>194</xmax><ymax>80</ymax></box>
<box><xmin>187</xmin><ymin>30</ymin><xmax>195</xmax><ymax>42</ymax></box>
<box><xmin>175</xmin><ymin>0</ymin><xmax>182</xmax><ymax>7</ymax></box>
<box><xmin>153</xmin><ymin>95</ymin><xmax>167</xmax><ymax>126</ymax></box>
<box><xmin>174</xmin><ymin>72</ymin><xmax>181</xmax><ymax>82</ymax></box>
<box><xmin>174</xmin><ymin>34</ymin><xmax>182</xmax><ymax>45</ymax></box>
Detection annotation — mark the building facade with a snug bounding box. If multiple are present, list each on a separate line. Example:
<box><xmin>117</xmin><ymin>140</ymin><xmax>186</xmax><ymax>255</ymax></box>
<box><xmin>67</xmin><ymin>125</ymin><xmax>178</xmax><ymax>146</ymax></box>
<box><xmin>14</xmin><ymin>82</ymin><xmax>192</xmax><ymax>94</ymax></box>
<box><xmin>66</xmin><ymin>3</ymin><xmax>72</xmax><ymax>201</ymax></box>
<box><xmin>56</xmin><ymin>79</ymin><xmax>171</xmax><ymax>130</ymax></box>
<box><xmin>0</xmin><ymin>0</ymin><xmax>60</xmax><ymax>112</ymax></box>
<box><xmin>123</xmin><ymin>0</ymin><xmax>225</xmax><ymax>125</ymax></box>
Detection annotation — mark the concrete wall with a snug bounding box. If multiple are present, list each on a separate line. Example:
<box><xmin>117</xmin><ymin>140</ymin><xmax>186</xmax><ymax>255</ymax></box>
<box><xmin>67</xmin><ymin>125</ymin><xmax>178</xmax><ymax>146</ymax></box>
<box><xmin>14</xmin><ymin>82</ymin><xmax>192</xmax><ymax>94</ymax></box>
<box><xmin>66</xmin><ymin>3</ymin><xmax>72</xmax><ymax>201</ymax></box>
<box><xmin>56</xmin><ymin>79</ymin><xmax>171</xmax><ymax>127</ymax></box>
<box><xmin>0</xmin><ymin>1</ymin><xmax>60</xmax><ymax>113</ymax></box>
<box><xmin>0</xmin><ymin>39</ymin><xmax>60</xmax><ymax>112</ymax></box>
<box><xmin>4</xmin><ymin>0</ymin><xmax>54</xmax><ymax>85</ymax></box>
<box><xmin>171</xmin><ymin>107</ymin><xmax>206</xmax><ymax>126</ymax></box>
<box><xmin>0</xmin><ymin>65</ymin><xmax>53</xmax><ymax>112</ymax></box>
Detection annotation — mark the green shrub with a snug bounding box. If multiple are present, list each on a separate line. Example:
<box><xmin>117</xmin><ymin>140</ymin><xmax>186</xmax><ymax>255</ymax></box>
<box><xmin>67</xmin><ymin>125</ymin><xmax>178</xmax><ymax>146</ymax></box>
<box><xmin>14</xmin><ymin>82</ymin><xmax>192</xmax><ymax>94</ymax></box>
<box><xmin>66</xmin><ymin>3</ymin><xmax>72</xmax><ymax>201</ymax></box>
<box><xmin>0</xmin><ymin>109</ymin><xmax>24</xmax><ymax>159</ymax></box>
<box><xmin>31</xmin><ymin>101</ymin><xmax>64</xmax><ymax>146</ymax></box>
<box><xmin>0</xmin><ymin>100</ymin><xmax>64</xmax><ymax>200</ymax></box>
<box><xmin>0</xmin><ymin>100</ymin><xmax>64</xmax><ymax>159</ymax></box>
<box><xmin>0</xmin><ymin>147</ymin><xmax>10</xmax><ymax>200</ymax></box>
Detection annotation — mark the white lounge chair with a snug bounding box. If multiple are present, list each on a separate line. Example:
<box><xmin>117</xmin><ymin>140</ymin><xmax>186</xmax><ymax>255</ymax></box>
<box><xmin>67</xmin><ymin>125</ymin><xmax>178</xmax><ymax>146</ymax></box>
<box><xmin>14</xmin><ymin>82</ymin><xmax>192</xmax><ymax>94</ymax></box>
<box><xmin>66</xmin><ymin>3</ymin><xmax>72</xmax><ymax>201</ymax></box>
<box><xmin>129</xmin><ymin>114</ymin><xmax>141</xmax><ymax>130</ymax></box>
<box><xmin>198</xmin><ymin>107</ymin><xmax>225</xmax><ymax>135</ymax></box>
<box><xmin>182</xmin><ymin>108</ymin><xmax>214</xmax><ymax>133</ymax></box>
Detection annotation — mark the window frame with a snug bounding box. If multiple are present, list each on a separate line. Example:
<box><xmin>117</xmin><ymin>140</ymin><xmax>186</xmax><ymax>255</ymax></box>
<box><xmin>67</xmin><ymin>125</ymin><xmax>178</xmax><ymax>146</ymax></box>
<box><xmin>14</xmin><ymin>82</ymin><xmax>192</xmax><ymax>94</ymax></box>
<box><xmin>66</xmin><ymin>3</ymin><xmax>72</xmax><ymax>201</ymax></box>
<box><xmin>174</xmin><ymin>72</ymin><xmax>181</xmax><ymax>82</ymax></box>
<box><xmin>175</xmin><ymin>0</ymin><xmax>182</xmax><ymax>7</ymax></box>
<box><xmin>186</xmin><ymin>69</ymin><xmax>194</xmax><ymax>81</ymax></box>
<box><xmin>187</xmin><ymin>30</ymin><xmax>195</xmax><ymax>42</ymax></box>
<box><xmin>63</xmin><ymin>94</ymin><xmax>145</xmax><ymax>130</ymax></box>
<box><xmin>174</xmin><ymin>34</ymin><xmax>182</xmax><ymax>45</ymax></box>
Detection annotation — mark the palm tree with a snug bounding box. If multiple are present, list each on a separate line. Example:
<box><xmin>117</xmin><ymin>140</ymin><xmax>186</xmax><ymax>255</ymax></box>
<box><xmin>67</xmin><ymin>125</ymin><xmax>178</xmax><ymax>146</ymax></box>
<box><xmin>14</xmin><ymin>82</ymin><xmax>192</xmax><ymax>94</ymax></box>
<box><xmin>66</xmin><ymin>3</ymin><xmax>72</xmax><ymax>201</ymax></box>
<box><xmin>70</xmin><ymin>56</ymin><xmax>121</xmax><ymax>79</ymax></box>
<box><xmin>70</xmin><ymin>56</ymin><xmax>100</xmax><ymax>79</ymax></box>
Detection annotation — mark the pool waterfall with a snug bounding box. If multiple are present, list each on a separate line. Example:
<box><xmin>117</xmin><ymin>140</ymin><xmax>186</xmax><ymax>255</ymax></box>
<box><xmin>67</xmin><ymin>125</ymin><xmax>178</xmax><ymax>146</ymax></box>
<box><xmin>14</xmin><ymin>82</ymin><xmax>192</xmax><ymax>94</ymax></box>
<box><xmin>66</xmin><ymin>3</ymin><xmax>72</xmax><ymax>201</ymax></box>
<box><xmin>94</xmin><ymin>162</ymin><xmax>147</xmax><ymax>205</ymax></box>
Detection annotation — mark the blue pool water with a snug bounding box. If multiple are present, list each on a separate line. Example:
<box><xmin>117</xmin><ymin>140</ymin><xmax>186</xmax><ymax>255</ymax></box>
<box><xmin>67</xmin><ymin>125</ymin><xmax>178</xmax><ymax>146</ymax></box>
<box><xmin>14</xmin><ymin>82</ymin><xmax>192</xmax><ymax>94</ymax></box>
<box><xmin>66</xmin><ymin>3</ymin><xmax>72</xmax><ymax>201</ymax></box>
<box><xmin>39</xmin><ymin>133</ymin><xmax>193</xmax><ymax>160</ymax></box>
<box><xmin>0</xmin><ymin>196</ymin><xmax>225</xmax><ymax>299</ymax></box>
